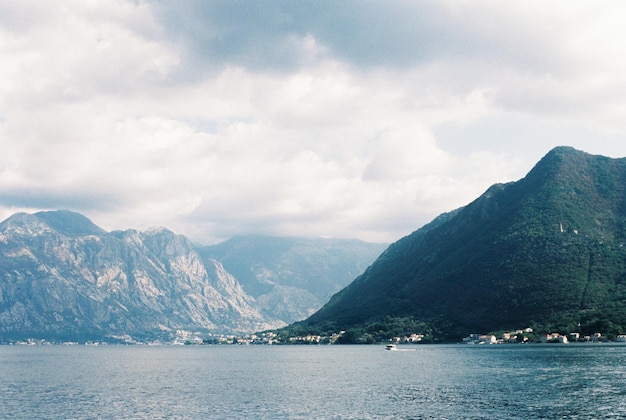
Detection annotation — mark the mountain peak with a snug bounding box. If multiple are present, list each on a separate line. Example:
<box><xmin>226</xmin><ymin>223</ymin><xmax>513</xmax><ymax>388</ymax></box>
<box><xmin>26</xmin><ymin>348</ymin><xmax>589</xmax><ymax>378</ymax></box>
<box><xmin>34</xmin><ymin>210</ymin><xmax>106</xmax><ymax>237</ymax></box>
<box><xmin>0</xmin><ymin>210</ymin><xmax>105</xmax><ymax>237</ymax></box>
<box><xmin>527</xmin><ymin>146</ymin><xmax>589</xmax><ymax>177</ymax></box>
<box><xmin>546</xmin><ymin>145</ymin><xmax>584</xmax><ymax>158</ymax></box>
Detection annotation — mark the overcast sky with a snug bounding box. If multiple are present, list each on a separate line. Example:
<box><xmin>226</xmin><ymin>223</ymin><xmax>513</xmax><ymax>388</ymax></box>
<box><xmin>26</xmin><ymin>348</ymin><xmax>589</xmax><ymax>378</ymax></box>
<box><xmin>2</xmin><ymin>1</ymin><xmax>626</xmax><ymax>244</ymax></box>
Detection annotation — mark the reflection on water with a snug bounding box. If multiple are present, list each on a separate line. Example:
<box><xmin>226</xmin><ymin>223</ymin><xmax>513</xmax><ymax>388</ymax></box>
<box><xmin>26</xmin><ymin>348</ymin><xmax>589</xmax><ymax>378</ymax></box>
<box><xmin>1</xmin><ymin>344</ymin><xmax>626</xmax><ymax>419</ymax></box>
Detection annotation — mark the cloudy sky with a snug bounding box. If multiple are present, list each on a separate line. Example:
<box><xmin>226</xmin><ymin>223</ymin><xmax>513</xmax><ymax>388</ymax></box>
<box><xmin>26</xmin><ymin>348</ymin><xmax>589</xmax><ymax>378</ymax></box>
<box><xmin>2</xmin><ymin>1</ymin><xmax>626</xmax><ymax>245</ymax></box>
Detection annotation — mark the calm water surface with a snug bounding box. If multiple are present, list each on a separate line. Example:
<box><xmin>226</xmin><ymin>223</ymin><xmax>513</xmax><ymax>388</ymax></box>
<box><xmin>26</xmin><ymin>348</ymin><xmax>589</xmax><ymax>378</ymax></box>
<box><xmin>1</xmin><ymin>344</ymin><xmax>626</xmax><ymax>419</ymax></box>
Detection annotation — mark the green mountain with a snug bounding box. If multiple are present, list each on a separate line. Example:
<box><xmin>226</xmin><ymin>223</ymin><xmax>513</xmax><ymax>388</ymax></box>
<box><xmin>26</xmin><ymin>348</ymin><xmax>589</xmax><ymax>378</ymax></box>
<box><xmin>292</xmin><ymin>147</ymin><xmax>626</xmax><ymax>342</ymax></box>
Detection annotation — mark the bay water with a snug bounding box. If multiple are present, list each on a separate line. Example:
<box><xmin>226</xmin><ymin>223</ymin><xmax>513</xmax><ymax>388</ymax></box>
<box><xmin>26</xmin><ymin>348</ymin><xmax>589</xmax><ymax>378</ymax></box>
<box><xmin>1</xmin><ymin>344</ymin><xmax>626</xmax><ymax>419</ymax></box>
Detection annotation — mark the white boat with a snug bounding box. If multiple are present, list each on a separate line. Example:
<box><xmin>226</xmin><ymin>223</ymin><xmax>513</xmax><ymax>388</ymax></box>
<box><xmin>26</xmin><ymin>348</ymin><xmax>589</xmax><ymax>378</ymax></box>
<box><xmin>385</xmin><ymin>344</ymin><xmax>397</xmax><ymax>351</ymax></box>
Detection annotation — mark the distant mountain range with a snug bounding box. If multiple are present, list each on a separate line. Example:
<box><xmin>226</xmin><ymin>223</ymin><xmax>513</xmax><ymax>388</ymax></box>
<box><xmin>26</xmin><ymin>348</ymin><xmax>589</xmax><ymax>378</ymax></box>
<box><xmin>199</xmin><ymin>235</ymin><xmax>385</xmax><ymax>324</ymax></box>
<box><xmin>293</xmin><ymin>147</ymin><xmax>626</xmax><ymax>342</ymax></box>
<box><xmin>0</xmin><ymin>211</ymin><xmax>385</xmax><ymax>342</ymax></box>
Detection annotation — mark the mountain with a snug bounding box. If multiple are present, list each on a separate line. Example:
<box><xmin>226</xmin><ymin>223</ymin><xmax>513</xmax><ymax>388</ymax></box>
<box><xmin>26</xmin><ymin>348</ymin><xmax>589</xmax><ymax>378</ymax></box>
<box><xmin>198</xmin><ymin>236</ymin><xmax>387</xmax><ymax>323</ymax></box>
<box><xmin>295</xmin><ymin>147</ymin><xmax>626</xmax><ymax>341</ymax></box>
<box><xmin>0</xmin><ymin>211</ymin><xmax>278</xmax><ymax>342</ymax></box>
<box><xmin>0</xmin><ymin>210</ymin><xmax>385</xmax><ymax>342</ymax></box>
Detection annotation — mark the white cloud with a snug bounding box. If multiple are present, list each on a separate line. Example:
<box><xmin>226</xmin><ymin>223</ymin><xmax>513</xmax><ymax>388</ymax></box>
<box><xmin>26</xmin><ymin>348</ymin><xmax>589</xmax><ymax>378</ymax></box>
<box><xmin>2</xmin><ymin>1</ymin><xmax>626</xmax><ymax>245</ymax></box>
<box><xmin>441</xmin><ymin>1</ymin><xmax>626</xmax><ymax>135</ymax></box>
<box><xmin>363</xmin><ymin>125</ymin><xmax>452</xmax><ymax>181</ymax></box>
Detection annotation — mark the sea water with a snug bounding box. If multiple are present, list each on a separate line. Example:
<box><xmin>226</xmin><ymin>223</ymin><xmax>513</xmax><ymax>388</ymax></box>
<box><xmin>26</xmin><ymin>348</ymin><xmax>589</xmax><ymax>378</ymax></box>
<box><xmin>1</xmin><ymin>344</ymin><xmax>626</xmax><ymax>419</ymax></box>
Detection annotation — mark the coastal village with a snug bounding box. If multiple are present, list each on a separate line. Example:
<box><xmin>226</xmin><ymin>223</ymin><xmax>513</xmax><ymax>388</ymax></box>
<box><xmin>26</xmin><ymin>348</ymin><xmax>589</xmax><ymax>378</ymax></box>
<box><xmin>8</xmin><ymin>328</ymin><xmax>626</xmax><ymax>346</ymax></box>
<box><xmin>184</xmin><ymin>328</ymin><xmax>626</xmax><ymax>346</ymax></box>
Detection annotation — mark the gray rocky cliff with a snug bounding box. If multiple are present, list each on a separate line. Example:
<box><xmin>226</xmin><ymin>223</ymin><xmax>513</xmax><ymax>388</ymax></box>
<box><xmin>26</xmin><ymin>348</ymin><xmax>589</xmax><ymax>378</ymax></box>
<box><xmin>0</xmin><ymin>211</ymin><xmax>280</xmax><ymax>341</ymax></box>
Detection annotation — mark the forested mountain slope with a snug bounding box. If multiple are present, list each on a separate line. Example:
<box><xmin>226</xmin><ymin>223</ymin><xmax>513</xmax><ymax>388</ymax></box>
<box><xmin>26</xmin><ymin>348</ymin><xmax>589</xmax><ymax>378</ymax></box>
<box><xmin>297</xmin><ymin>147</ymin><xmax>626</xmax><ymax>341</ymax></box>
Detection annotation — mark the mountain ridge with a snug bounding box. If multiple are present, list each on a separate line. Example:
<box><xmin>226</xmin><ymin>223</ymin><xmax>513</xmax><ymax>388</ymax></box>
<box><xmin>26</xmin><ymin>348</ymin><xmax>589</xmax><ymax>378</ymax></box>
<box><xmin>0</xmin><ymin>210</ymin><xmax>384</xmax><ymax>342</ymax></box>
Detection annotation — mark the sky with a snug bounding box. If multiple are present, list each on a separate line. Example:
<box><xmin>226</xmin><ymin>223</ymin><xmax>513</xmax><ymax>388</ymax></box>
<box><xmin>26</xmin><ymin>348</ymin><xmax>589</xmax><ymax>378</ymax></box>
<box><xmin>2</xmin><ymin>1</ymin><xmax>626</xmax><ymax>245</ymax></box>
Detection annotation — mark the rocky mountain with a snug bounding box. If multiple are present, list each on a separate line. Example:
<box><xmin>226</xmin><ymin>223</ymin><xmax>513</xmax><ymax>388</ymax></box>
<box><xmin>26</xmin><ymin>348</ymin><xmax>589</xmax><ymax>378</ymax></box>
<box><xmin>199</xmin><ymin>236</ymin><xmax>387</xmax><ymax>323</ymax></box>
<box><xmin>294</xmin><ymin>147</ymin><xmax>626</xmax><ymax>342</ymax></box>
<box><xmin>0</xmin><ymin>211</ymin><xmax>277</xmax><ymax>342</ymax></box>
<box><xmin>0</xmin><ymin>210</ymin><xmax>384</xmax><ymax>342</ymax></box>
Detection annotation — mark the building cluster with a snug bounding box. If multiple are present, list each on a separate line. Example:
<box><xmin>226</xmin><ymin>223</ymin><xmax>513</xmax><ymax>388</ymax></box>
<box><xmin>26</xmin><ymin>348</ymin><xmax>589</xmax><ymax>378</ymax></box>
<box><xmin>463</xmin><ymin>328</ymin><xmax>534</xmax><ymax>344</ymax></box>
<box><xmin>201</xmin><ymin>332</ymin><xmax>281</xmax><ymax>345</ymax></box>
<box><xmin>463</xmin><ymin>328</ymin><xmax>626</xmax><ymax>344</ymax></box>
<box><xmin>539</xmin><ymin>332</ymin><xmax>626</xmax><ymax>343</ymax></box>
<box><xmin>389</xmin><ymin>334</ymin><xmax>424</xmax><ymax>343</ymax></box>
<box><xmin>288</xmin><ymin>331</ymin><xmax>345</xmax><ymax>344</ymax></box>
<box><xmin>171</xmin><ymin>329</ymin><xmax>282</xmax><ymax>345</ymax></box>
<box><xmin>463</xmin><ymin>334</ymin><xmax>498</xmax><ymax>345</ymax></box>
